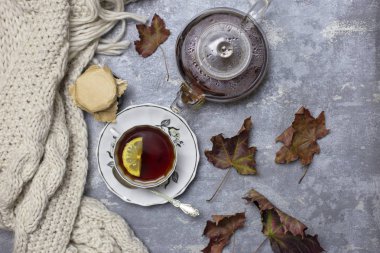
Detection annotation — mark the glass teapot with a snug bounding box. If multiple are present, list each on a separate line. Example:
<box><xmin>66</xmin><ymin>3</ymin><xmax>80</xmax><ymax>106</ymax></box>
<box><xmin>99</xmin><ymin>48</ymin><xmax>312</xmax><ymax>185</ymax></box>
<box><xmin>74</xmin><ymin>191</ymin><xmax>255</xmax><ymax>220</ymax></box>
<box><xmin>171</xmin><ymin>0</ymin><xmax>272</xmax><ymax>113</ymax></box>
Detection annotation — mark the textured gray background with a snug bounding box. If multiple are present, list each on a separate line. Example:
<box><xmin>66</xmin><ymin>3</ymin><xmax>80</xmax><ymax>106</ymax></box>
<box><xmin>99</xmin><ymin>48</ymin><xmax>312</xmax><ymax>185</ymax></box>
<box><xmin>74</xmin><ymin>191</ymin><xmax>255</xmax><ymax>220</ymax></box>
<box><xmin>1</xmin><ymin>0</ymin><xmax>379</xmax><ymax>252</ymax></box>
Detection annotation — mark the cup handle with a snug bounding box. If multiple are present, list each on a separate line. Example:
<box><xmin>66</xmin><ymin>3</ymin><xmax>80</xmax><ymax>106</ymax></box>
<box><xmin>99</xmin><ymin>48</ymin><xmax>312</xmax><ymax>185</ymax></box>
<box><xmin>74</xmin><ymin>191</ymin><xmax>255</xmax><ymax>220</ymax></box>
<box><xmin>246</xmin><ymin>0</ymin><xmax>272</xmax><ymax>21</ymax></box>
<box><xmin>170</xmin><ymin>83</ymin><xmax>205</xmax><ymax>114</ymax></box>
<box><xmin>110</xmin><ymin>128</ymin><xmax>121</xmax><ymax>138</ymax></box>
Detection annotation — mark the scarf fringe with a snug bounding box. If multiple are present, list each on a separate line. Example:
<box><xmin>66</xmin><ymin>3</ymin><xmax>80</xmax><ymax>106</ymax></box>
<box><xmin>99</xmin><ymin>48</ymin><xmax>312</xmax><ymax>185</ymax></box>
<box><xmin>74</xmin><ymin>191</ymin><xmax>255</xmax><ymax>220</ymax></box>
<box><xmin>69</xmin><ymin>0</ymin><xmax>147</xmax><ymax>60</ymax></box>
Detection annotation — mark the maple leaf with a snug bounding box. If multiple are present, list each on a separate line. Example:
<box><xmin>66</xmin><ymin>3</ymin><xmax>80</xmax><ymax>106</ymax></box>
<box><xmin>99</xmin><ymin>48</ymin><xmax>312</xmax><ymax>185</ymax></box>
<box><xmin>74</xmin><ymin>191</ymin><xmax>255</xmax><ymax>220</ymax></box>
<box><xmin>244</xmin><ymin>189</ymin><xmax>324</xmax><ymax>253</ymax></box>
<box><xmin>134</xmin><ymin>14</ymin><xmax>170</xmax><ymax>58</ymax></box>
<box><xmin>205</xmin><ymin>117</ymin><xmax>257</xmax><ymax>175</ymax></box>
<box><xmin>202</xmin><ymin>212</ymin><xmax>246</xmax><ymax>253</ymax></box>
<box><xmin>275</xmin><ymin>107</ymin><xmax>329</xmax><ymax>166</ymax></box>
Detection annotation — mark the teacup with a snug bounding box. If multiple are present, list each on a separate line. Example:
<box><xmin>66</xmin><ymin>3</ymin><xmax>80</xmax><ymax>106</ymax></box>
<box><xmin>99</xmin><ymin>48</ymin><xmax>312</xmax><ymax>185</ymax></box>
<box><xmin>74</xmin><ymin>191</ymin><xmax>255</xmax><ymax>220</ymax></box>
<box><xmin>110</xmin><ymin>125</ymin><xmax>177</xmax><ymax>189</ymax></box>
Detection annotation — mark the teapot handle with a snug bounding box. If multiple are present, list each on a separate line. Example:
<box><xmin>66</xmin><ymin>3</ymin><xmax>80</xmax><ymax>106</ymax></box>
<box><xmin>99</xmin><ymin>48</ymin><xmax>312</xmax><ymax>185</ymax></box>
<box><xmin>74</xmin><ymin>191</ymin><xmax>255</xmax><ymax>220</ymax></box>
<box><xmin>170</xmin><ymin>83</ymin><xmax>205</xmax><ymax>114</ymax></box>
<box><xmin>246</xmin><ymin>0</ymin><xmax>272</xmax><ymax>21</ymax></box>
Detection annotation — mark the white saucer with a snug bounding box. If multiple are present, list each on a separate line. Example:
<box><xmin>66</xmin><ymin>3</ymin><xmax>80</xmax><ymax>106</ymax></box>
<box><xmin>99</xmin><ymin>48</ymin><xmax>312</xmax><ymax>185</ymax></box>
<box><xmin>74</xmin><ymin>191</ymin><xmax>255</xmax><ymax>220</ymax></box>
<box><xmin>96</xmin><ymin>103</ymin><xmax>200</xmax><ymax>206</ymax></box>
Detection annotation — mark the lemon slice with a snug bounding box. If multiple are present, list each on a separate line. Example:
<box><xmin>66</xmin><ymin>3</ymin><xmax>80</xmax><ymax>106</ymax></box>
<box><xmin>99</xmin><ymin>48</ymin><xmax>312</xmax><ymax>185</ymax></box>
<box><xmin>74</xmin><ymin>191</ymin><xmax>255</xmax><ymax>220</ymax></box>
<box><xmin>122</xmin><ymin>137</ymin><xmax>143</xmax><ymax>177</ymax></box>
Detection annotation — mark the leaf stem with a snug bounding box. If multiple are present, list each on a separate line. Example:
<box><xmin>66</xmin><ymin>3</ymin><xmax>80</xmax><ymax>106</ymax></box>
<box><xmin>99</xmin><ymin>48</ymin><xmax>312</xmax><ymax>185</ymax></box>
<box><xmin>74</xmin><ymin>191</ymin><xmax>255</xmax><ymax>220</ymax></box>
<box><xmin>298</xmin><ymin>166</ymin><xmax>309</xmax><ymax>184</ymax></box>
<box><xmin>159</xmin><ymin>45</ymin><xmax>170</xmax><ymax>81</ymax></box>
<box><xmin>253</xmin><ymin>238</ymin><xmax>268</xmax><ymax>253</ymax></box>
<box><xmin>207</xmin><ymin>168</ymin><xmax>232</xmax><ymax>202</ymax></box>
<box><xmin>232</xmin><ymin>233</ymin><xmax>236</xmax><ymax>253</ymax></box>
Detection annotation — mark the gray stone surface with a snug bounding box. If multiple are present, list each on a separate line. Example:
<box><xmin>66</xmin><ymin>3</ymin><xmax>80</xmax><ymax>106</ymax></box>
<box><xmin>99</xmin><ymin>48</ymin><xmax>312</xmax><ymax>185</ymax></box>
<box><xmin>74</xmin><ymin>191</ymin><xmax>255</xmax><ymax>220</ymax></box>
<box><xmin>1</xmin><ymin>0</ymin><xmax>379</xmax><ymax>252</ymax></box>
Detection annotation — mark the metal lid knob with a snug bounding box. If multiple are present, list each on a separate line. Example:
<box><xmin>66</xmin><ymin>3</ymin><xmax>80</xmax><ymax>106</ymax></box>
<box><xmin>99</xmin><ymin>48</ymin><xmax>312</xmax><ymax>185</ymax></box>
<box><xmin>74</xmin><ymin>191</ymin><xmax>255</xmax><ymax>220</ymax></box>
<box><xmin>217</xmin><ymin>41</ymin><xmax>234</xmax><ymax>58</ymax></box>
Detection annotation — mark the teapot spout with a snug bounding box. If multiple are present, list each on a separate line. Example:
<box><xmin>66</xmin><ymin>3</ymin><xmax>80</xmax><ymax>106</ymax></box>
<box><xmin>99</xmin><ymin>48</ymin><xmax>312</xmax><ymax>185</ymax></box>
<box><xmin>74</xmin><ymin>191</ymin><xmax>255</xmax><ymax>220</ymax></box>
<box><xmin>170</xmin><ymin>83</ymin><xmax>205</xmax><ymax>114</ymax></box>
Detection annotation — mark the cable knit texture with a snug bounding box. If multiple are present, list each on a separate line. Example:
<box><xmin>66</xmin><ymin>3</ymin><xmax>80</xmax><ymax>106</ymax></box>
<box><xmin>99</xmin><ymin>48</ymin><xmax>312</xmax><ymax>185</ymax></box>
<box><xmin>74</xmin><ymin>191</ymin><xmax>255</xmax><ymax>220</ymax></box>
<box><xmin>0</xmin><ymin>0</ymin><xmax>148</xmax><ymax>252</ymax></box>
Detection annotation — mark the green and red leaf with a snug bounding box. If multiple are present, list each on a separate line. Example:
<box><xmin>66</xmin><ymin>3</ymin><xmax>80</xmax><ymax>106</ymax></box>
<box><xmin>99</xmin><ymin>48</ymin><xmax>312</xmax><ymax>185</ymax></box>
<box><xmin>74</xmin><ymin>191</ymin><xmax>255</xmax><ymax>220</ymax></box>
<box><xmin>202</xmin><ymin>212</ymin><xmax>246</xmax><ymax>253</ymax></box>
<box><xmin>244</xmin><ymin>189</ymin><xmax>324</xmax><ymax>253</ymax></box>
<box><xmin>275</xmin><ymin>107</ymin><xmax>329</xmax><ymax>166</ymax></box>
<box><xmin>205</xmin><ymin>117</ymin><xmax>257</xmax><ymax>175</ymax></box>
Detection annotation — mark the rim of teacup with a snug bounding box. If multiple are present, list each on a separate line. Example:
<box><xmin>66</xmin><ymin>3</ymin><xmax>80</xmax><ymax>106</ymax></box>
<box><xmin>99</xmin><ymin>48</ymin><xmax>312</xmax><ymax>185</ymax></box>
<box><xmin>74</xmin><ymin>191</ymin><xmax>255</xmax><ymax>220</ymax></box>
<box><xmin>112</xmin><ymin>125</ymin><xmax>177</xmax><ymax>189</ymax></box>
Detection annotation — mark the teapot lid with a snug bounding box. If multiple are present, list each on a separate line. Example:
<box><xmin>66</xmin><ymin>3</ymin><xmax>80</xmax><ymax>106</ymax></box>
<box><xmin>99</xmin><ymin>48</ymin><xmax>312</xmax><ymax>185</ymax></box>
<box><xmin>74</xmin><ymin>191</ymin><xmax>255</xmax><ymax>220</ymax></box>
<box><xmin>195</xmin><ymin>22</ymin><xmax>252</xmax><ymax>80</ymax></box>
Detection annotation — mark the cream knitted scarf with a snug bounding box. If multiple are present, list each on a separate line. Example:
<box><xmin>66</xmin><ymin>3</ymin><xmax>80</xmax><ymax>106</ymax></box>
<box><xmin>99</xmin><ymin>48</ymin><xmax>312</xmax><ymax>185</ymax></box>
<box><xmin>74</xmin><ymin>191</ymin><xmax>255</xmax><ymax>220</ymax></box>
<box><xmin>0</xmin><ymin>0</ymin><xmax>148</xmax><ymax>252</ymax></box>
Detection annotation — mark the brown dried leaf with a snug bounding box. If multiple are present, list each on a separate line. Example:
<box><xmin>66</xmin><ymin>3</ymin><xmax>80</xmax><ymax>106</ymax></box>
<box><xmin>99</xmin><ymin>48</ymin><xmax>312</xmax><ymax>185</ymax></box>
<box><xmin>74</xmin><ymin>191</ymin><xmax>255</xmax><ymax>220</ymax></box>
<box><xmin>244</xmin><ymin>189</ymin><xmax>324</xmax><ymax>253</ymax></box>
<box><xmin>134</xmin><ymin>14</ymin><xmax>170</xmax><ymax>58</ymax></box>
<box><xmin>204</xmin><ymin>117</ymin><xmax>257</xmax><ymax>175</ymax></box>
<box><xmin>275</xmin><ymin>107</ymin><xmax>329</xmax><ymax>166</ymax></box>
<box><xmin>202</xmin><ymin>212</ymin><xmax>246</xmax><ymax>253</ymax></box>
<box><xmin>244</xmin><ymin>189</ymin><xmax>307</xmax><ymax>237</ymax></box>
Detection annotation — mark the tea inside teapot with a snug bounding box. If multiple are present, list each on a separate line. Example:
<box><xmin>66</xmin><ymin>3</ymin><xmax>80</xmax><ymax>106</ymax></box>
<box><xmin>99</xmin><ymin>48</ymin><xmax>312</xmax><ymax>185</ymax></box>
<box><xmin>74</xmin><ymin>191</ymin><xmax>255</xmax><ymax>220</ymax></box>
<box><xmin>175</xmin><ymin>7</ymin><xmax>268</xmax><ymax>103</ymax></box>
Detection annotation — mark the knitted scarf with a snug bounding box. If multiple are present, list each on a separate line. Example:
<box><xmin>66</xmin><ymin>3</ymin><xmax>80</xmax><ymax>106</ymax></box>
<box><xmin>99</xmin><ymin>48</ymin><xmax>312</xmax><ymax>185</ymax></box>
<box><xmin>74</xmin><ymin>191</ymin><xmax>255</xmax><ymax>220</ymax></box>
<box><xmin>0</xmin><ymin>0</ymin><xmax>148</xmax><ymax>252</ymax></box>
